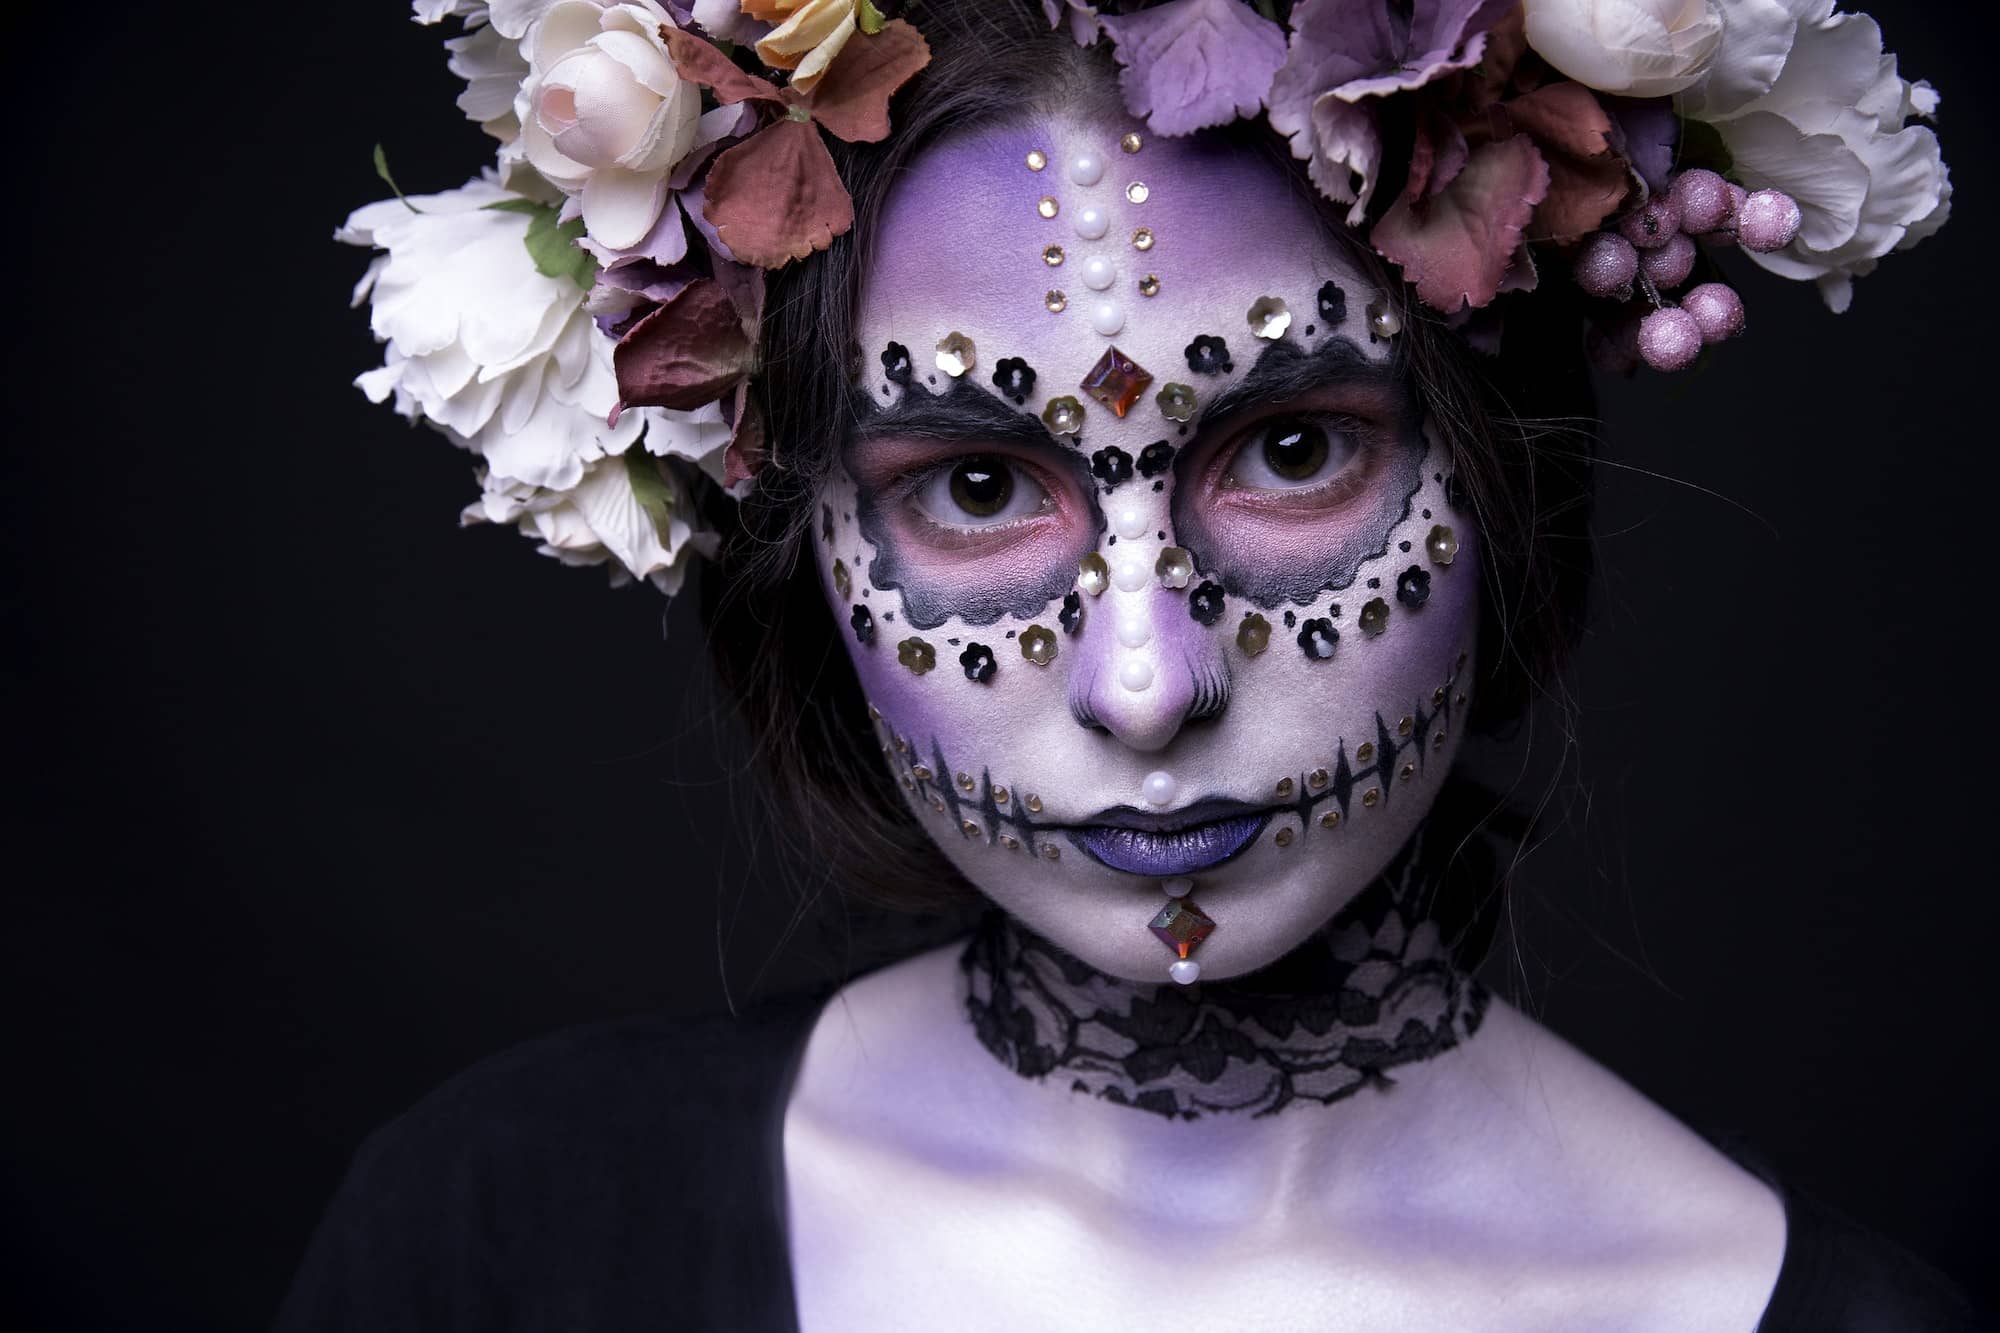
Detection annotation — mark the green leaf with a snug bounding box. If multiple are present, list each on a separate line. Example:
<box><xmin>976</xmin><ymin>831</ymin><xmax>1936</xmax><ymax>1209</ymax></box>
<box><xmin>1675</xmin><ymin>117</ymin><xmax>1734</xmax><ymax>177</ymax></box>
<box><xmin>373</xmin><ymin>143</ymin><xmax>423</xmax><ymax>213</ymax></box>
<box><xmin>623</xmin><ymin>450</ymin><xmax>677</xmax><ymax>545</ymax></box>
<box><xmin>857</xmin><ymin>0</ymin><xmax>887</xmax><ymax>35</ymax></box>
<box><xmin>481</xmin><ymin>197</ymin><xmax>546</xmax><ymax>216</ymax></box>
<box><xmin>480</xmin><ymin>197</ymin><xmax>600</xmax><ymax>288</ymax></box>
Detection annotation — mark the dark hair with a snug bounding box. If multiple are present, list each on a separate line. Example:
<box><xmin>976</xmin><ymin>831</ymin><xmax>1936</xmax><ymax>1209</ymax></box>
<box><xmin>697</xmin><ymin>0</ymin><xmax>1597</xmax><ymax>970</ymax></box>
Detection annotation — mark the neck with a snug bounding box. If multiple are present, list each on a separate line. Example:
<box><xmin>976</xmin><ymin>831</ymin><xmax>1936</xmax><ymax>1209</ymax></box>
<box><xmin>959</xmin><ymin>832</ymin><xmax>1491</xmax><ymax>1120</ymax></box>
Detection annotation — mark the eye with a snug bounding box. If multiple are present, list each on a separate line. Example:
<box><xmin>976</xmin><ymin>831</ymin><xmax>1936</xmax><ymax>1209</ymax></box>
<box><xmin>912</xmin><ymin>455</ymin><xmax>1051</xmax><ymax>528</ymax></box>
<box><xmin>1223</xmin><ymin>417</ymin><xmax>1362</xmax><ymax>492</ymax></box>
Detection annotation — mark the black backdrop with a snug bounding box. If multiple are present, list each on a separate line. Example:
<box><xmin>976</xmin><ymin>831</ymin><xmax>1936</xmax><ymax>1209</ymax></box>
<box><xmin>6</xmin><ymin>3</ymin><xmax>1996</xmax><ymax>1328</ymax></box>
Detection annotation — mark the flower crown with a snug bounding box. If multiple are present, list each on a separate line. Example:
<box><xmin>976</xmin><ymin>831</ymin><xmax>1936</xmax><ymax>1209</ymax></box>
<box><xmin>342</xmin><ymin>0</ymin><xmax>1950</xmax><ymax>596</ymax></box>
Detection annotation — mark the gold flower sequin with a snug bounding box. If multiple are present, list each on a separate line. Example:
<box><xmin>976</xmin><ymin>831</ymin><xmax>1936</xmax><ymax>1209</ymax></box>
<box><xmin>897</xmin><ymin>638</ymin><xmax>936</xmax><ymax>675</ymax></box>
<box><xmin>1155</xmin><ymin>382</ymin><xmax>1196</xmax><ymax>422</ymax></box>
<box><xmin>1019</xmin><ymin>624</ymin><xmax>1058</xmax><ymax>666</ymax></box>
<box><xmin>934</xmin><ymin>332</ymin><xmax>976</xmax><ymax>378</ymax></box>
<box><xmin>1237</xmin><ymin>613</ymin><xmax>1271</xmax><ymax>657</ymax></box>
<box><xmin>1077</xmin><ymin>552</ymin><xmax>1111</xmax><ymax>596</ymax></box>
<box><xmin>1426</xmin><ymin>523</ymin><xmax>1459</xmax><ymax>566</ymax></box>
<box><xmin>1248</xmin><ymin>296</ymin><xmax>1292</xmax><ymax>340</ymax></box>
<box><xmin>1042</xmin><ymin>394</ymin><xmax>1086</xmax><ymax>436</ymax></box>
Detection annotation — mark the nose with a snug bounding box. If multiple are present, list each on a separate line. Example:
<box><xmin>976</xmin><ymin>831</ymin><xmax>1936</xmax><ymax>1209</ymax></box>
<box><xmin>1070</xmin><ymin>546</ymin><xmax>1231</xmax><ymax>753</ymax></box>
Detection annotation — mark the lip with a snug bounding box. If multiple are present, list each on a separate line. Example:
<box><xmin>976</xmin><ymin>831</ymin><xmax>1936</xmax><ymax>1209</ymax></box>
<box><xmin>1077</xmin><ymin>796</ymin><xmax>1272</xmax><ymax>833</ymax></box>
<box><xmin>1070</xmin><ymin>806</ymin><xmax>1273</xmax><ymax>877</ymax></box>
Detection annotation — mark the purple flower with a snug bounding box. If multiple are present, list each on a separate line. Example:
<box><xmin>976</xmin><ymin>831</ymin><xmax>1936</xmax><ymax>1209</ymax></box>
<box><xmin>1100</xmin><ymin>0</ymin><xmax>1288</xmax><ymax>137</ymax></box>
<box><xmin>1040</xmin><ymin>0</ymin><xmax>1100</xmax><ymax>46</ymax></box>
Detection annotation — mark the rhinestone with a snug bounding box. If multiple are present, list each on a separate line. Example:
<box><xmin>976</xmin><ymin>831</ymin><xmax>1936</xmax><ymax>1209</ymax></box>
<box><xmin>1019</xmin><ymin>624</ymin><xmax>1058</xmax><ymax>666</ymax></box>
<box><xmin>1120</xmin><ymin>132</ymin><xmax>1142</xmax><ymax>154</ymax></box>
<box><xmin>1308</xmin><ymin>768</ymin><xmax>1328</xmax><ymax>791</ymax></box>
<box><xmin>1397</xmin><ymin>715</ymin><xmax>1415</xmax><ymax>737</ymax></box>
<box><xmin>1319</xmin><ymin>809</ymin><xmax>1341</xmax><ymax>828</ymax></box>
<box><xmin>1132</xmin><ymin>227</ymin><xmax>1155</xmax><ymax>251</ymax></box>
<box><xmin>1367</xmin><ymin>299</ymin><xmax>1402</xmax><ymax>338</ymax></box>
<box><xmin>934</xmin><ymin>331</ymin><xmax>976</xmax><ymax>378</ymax></box>
<box><xmin>1457</xmin><ymin>650</ymin><xmax>1469</xmax><ymax>670</ymax></box>
<box><xmin>1037</xmin><ymin>196</ymin><xmax>1058</xmax><ymax>219</ymax></box>
<box><xmin>1138</xmin><ymin>274</ymin><xmax>1160</xmax><ymax>298</ymax></box>
<box><xmin>1079</xmin><ymin>346</ymin><xmax>1154</xmax><ymax>417</ymax></box>
<box><xmin>1042</xmin><ymin>844</ymin><xmax>1060</xmax><ymax>860</ymax></box>
<box><xmin>901</xmin><ymin>776</ymin><xmax>914</xmax><ymax>790</ymax></box>
<box><xmin>1155</xmin><ymin>382</ymin><xmax>1197</xmax><ymax>422</ymax></box>
<box><xmin>930</xmin><ymin>794</ymin><xmax>946</xmax><ymax>811</ymax></box>
<box><xmin>1275</xmin><ymin>777</ymin><xmax>1295</xmax><ymax>798</ymax></box>
<box><xmin>1400</xmin><ymin>761</ymin><xmax>1417</xmax><ymax>782</ymax></box>
<box><xmin>1042</xmin><ymin>394</ymin><xmax>1086</xmax><ymax>436</ymax></box>
<box><xmin>1026</xmin><ymin>794</ymin><xmax>1043</xmax><ymax>813</ymax></box>
<box><xmin>1148</xmin><ymin>898</ymin><xmax>1216</xmax><ymax>959</ymax></box>
<box><xmin>962</xmin><ymin>820</ymin><xmax>982</xmax><ymax>838</ymax></box>
<box><xmin>897</xmin><ymin>638</ymin><xmax>935</xmax><ymax>674</ymax></box>
<box><xmin>1045</xmin><ymin>289</ymin><xmax>1068</xmax><ymax>313</ymax></box>
<box><xmin>1043</xmin><ymin>244</ymin><xmax>1065</xmax><ymax>266</ymax></box>
<box><xmin>1275</xmin><ymin>826</ymin><xmax>1294</xmax><ymax>847</ymax></box>
<box><xmin>993</xmin><ymin>785</ymin><xmax>1011</xmax><ymax>805</ymax></box>
<box><xmin>1078</xmin><ymin>553</ymin><xmax>1110</xmax><ymax>596</ymax></box>
<box><xmin>1362</xmin><ymin>787</ymin><xmax>1381</xmax><ymax>808</ymax></box>
<box><xmin>957</xmin><ymin>772</ymin><xmax>975</xmax><ymax>792</ymax></box>
<box><xmin>1126</xmin><ymin>181</ymin><xmax>1149</xmax><ymax>203</ymax></box>
<box><xmin>1236</xmin><ymin>613</ymin><xmax>1271</xmax><ymax>657</ymax></box>
<box><xmin>866</xmin><ymin>703</ymin><xmax>881</xmax><ymax>721</ymax></box>
<box><xmin>1248</xmin><ymin>296</ymin><xmax>1293</xmax><ymax>340</ymax></box>
<box><xmin>1432</xmin><ymin>730</ymin><xmax>1447</xmax><ymax>750</ymax></box>
<box><xmin>1356</xmin><ymin>741</ymin><xmax>1375</xmax><ymax>764</ymax></box>
<box><xmin>1455</xmin><ymin>691</ymin><xmax>1467</xmax><ymax>706</ymax></box>
<box><xmin>911</xmin><ymin>764</ymin><xmax>932</xmax><ymax>780</ymax></box>
<box><xmin>1154</xmin><ymin>546</ymin><xmax>1194</xmax><ymax>589</ymax></box>
<box><xmin>1358</xmin><ymin>597</ymin><xmax>1391</xmax><ymax>636</ymax></box>
<box><xmin>831</xmin><ymin>559</ymin><xmax>851</xmax><ymax>599</ymax></box>
<box><xmin>1433</xmin><ymin>686</ymin><xmax>1447</xmax><ymax>707</ymax></box>
<box><xmin>1026</xmin><ymin>149</ymin><xmax>1048</xmax><ymax>171</ymax></box>
<box><xmin>1000</xmin><ymin>834</ymin><xmax>1020</xmax><ymax>850</ymax></box>
<box><xmin>895</xmin><ymin>735</ymin><xmax>909</xmax><ymax>752</ymax></box>
<box><xmin>1426</xmin><ymin>524</ymin><xmax>1459</xmax><ymax>566</ymax></box>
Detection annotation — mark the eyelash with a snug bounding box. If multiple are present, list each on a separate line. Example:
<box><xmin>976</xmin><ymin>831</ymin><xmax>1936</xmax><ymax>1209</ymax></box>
<box><xmin>1205</xmin><ymin>411</ymin><xmax>1382</xmax><ymax>509</ymax></box>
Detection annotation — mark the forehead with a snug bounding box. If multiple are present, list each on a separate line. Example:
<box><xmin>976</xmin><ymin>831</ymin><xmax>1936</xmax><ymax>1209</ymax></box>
<box><xmin>858</xmin><ymin>114</ymin><xmax>1381</xmax><ymax>391</ymax></box>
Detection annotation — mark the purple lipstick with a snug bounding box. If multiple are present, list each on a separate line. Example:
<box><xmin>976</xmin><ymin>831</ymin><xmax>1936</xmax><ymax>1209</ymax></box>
<box><xmin>1070</xmin><ymin>798</ymin><xmax>1272</xmax><ymax>876</ymax></box>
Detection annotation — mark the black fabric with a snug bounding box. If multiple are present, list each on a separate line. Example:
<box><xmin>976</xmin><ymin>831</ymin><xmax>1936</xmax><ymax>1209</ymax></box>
<box><xmin>276</xmin><ymin>986</ymin><xmax>1987</xmax><ymax>1333</ymax></box>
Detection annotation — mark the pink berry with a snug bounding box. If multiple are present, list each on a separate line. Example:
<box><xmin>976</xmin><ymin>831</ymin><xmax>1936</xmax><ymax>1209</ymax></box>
<box><xmin>1736</xmin><ymin>189</ymin><xmax>1802</xmax><ymax>252</ymax></box>
<box><xmin>1618</xmin><ymin>196</ymin><xmax>1682</xmax><ymax>250</ymax></box>
<box><xmin>1641</xmin><ymin>232</ymin><xmax>1698</xmax><ymax>289</ymax></box>
<box><xmin>1667</xmin><ymin>169</ymin><xmax>1732</xmax><ymax>235</ymax></box>
<box><xmin>1638</xmin><ymin>306</ymin><xmax>1703</xmax><ymax>372</ymax></box>
<box><xmin>1681</xmin><ymin>283</ymin><xmax>1746</xmax><ymax>344</ymax></box>
<box><xmin>1573</xmin><ymin>231</ymin><xmax>1639</xmax><ymax>300</ymax></box>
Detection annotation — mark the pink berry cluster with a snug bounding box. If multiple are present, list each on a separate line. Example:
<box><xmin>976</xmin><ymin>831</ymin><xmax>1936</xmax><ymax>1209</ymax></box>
<box><xmin>1571</xmin><ymin>168</ymin><xmax>1803</xmax><ymax>373</ymax></box>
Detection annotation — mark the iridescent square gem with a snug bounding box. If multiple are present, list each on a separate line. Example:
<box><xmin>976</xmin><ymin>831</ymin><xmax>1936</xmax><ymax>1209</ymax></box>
<box><xmin>1149</xmin><ymin>898</ymin><xmax>1216</xmax><ymax>959</ymax></box>
<box><xmin>1079</xmin><ymin>346</ymin><xmax>1154</xmax><ymax>418</ymax></box>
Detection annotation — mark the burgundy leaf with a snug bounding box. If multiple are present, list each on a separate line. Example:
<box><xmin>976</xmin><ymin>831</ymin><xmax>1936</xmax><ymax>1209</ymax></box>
<box><xmin>701</xmin><ymin>118</ymin><xmax>855</xmax><ymax>267</ymax></box>
<box><xmin>661</xmin><ymin>26</ymin><xmax>785</xmax><ymax>106</ymax></box>
<box><xmin>1371</xmin><ymin>133</ymin><xmax>1551</xmax><ymax>313</ymax></box>
<box><xmin>613</xmin><ymin>278</ymin><xmax>756</xmax><ymax>411</ymax></box>
<box><xmin>803</xmin><ymin>18</ymin><xmax>933</xmax><ymax>144</ymax></box>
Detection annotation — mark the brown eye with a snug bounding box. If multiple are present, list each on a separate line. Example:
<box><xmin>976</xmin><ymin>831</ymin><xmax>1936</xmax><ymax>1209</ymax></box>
<box><xmin>1262</xmin><ymin>421</ymin><xmax>1329</xmax><ymax>481</ymax></box>
<box><xmin>948</xmin><ymin>457</ymin><xmax>1013</xmax><ymax>517</ymax></box>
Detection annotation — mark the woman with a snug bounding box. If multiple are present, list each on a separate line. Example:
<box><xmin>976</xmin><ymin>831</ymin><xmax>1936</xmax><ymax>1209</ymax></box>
<box><xmin>295</xmin><ymin>0</ymin><xmax>1975</xmax><ymax>1328</ymax></box>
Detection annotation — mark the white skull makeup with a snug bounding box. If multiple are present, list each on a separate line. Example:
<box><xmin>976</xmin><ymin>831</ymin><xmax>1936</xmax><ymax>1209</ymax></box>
<box><xmin>815</xmin><ymin>113</ymin><xmax>1479</xmax><ymax>986</ymax></box>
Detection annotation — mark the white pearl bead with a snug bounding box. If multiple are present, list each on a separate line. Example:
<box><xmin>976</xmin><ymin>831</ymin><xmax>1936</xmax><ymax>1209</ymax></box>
<box><xmin>1120</xmin><ymin>657</ymin><xmax>1154</xmax><ymax>691</ymax></box>
<box><xmin>1169</xmin><ymin>959</ymin><xmax>1201</xmax><ymax>986</ymax></box>
<box><xmin>1162</xmin><ymin>876</ymin><xmax>1194</xmax><ymax>897</ymax></box>
<box><xmin>1090</xmin><ymin>300</ymin><xmax>1123</xmax><ymax>336</ymax></box>
<box><xmin>1112</xmin><ymin>558</ymin><xmax>1150</xmax><ymax>592</ymax></box>
<box><xmin>1143</xmin><ymin>771</ymin><xmax>1177</xmax><ymax>806</ymax></box>
<box><xmin>1113</xmin><ymin>505</ymin><xmax>1148</xmax><ymax>539</ymax></box>
<box><xmin>1116</xmin><ymin>616</ymin><xmax>1151</xmax><ymax>648</ymax></box>
<box><xmin>1075</xmin><ymin>206</ymin><xmax>1109</xmax><ymax>240</ymax></box>
<box><xmin>1082</xmin><ymin>256</ymin><xmax>1116</xmax><ymax>290</ymax></box>
<box><xmin>1069</xmin><ymin>152</ymin><xmax>1105</xmax><ymax>186</ymax></box>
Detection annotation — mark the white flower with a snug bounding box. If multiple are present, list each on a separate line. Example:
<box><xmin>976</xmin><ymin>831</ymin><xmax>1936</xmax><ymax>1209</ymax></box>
<box><xmin>1677</xmin><ymin>0</ymin><xmax>1950</xmax><ymax>310</ymax></box>
<box><xmin>510</xmin><ymin>0</ymin><xmax>702</xmax><ymax>251</ymax></box>
<box><xmin>338</xmin><ymin>175</ymin><xmax>639</xmax><ymax>493</ymax></box>
<box><xmin>446</xmin><ymin>20</ymin><xmax>532</xmax><ymax>142</ymax></box>
<box><xmin>1522</xmin><ymin>0</ymin><xmax>1723</xmax><ymax>97</ymax></box>
<box><xmin>465</xmin><ymin>455</ymin><xmax>721</xmax><ymax>595</ymax></box>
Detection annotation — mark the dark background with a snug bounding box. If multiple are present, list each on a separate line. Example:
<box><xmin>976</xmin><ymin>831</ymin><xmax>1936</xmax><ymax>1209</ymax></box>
<box><xmin>5</xmin><ymin>3</ymin><xmax>1995</xmax><ymax>1329</ymax></box>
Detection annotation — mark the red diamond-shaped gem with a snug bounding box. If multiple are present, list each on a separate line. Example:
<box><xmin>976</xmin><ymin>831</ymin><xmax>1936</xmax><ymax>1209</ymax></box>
<box><xmin>1079</xmin><ymin>346</ymin><xmax>1154</xmax><ymax>418</ymax></box>
<box><xmin>1148</xmin><ymin>898</ymin><xmax>1216</xmax><ymax>959</ymax></box>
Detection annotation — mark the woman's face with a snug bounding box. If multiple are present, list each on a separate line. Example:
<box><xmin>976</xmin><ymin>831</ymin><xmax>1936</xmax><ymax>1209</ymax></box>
<box><xmin>815</xmin><ymin>110</ymin><xmax>1478</xmax><ymax>983</ymax></box>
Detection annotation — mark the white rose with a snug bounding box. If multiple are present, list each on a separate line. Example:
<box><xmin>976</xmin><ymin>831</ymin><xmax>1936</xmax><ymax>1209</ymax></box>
<box><xmin>512</xmin><ymin>0</ymin><xmax>702</xmax><ymax>251</ymax></box>
<box><xmin>466</xmin><ymin>455</ymin><xmax>721</xmax><ymax>595</ymax></box>
<box><xmin>1677</xmin><ymin>1</ymin><xmax>1950</xmax><ymax>310</ymax></box>
<box><xmin>1521</xmin><ymin>0</ymin><xmax>1723</xmax><ymax>97</ymax></box>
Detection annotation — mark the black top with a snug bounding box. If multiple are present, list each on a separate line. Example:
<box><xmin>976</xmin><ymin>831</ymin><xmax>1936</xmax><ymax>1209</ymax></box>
<box><xmin>276</xmin><ymin>987</ymin><xmax>1986</xmax><ymax>1332</ymax></box>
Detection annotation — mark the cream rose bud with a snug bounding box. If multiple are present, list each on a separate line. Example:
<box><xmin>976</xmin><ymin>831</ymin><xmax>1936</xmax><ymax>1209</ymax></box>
<box><xmin>518</xmin><ymin>1</ymin><xmax>701</xmax><ymax>251</ymax></box>
<box><xmin>1522</xmin><ymin>0</ymin><xmax>1723</xmax><ymax>98</ymax></box>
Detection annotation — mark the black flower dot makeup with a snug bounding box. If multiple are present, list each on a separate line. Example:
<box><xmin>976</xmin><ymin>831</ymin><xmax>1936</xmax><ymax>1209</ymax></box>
<box><xmin>815</xmin><ymin>113</ymin><xmax>1478</xmax><ymax>987</ymax></box>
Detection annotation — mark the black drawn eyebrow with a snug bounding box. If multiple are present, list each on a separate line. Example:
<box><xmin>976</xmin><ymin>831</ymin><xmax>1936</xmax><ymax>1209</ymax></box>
<box><xmin>850</xmin><ymin>381</ymin><xmax>1057</xmax><ymax>452</ymax></box>
<box><xmin>1195</xmin><ymin>336</ymin><xmax>1405</xmax><ymax>429</ymax></box>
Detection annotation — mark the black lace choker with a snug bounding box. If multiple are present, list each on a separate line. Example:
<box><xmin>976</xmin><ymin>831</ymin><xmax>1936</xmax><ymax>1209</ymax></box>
<box><xmin>959</xmin><ymin>836</ymin><xmax>1491</xmax><ymax>1120</ymax></box>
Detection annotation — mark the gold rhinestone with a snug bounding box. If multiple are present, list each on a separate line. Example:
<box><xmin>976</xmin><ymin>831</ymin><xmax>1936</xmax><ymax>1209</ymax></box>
<box><xmin>1308</xmin><ymin>768</ymin><xmax>1329</xmax><ymax>791</ymax></box>
<box><xmin>962</xmin><ymin>820</ymin><xmax>982</xmax><ymax>838</ymax></box>
<box><xmin>1432</xmin><ymin>730</ymin><xmax>1447</xmax><ymax>750</ymax></box>
<box><xmin>957</xmin><ymin>772</ymin><xmax>975</xmax><ymax>792</ymax></box>
<box><xmin>1037</xmin><ymin>196</ymin><xmax>1059</xmax><ymax>219</ymax></box>
<box><xmin>929</xmin><ymin>795</ymin><xmax>946</xmax><ymax>812</ymax></box>
<box><xmin>1399</xmin><ymin>761</ymin><xmax>1416</xmax><ymax>782</ymax></box>
<box><xmin>1275</xmin><ymin>777</ymin><xmax>1295</xmax><ymax>798</ymax></box>
<box><xmin>1026</xmin><ymin>149</ymin><xmax>1047</xmax><ymax>171</ymax></box>
<box><xmin>1045</xmin><ymin>289</ymin><xmax>1068</xmax><ymax>313</ymax></box>
<box><xmin>1026</xmin><ymin>794</ymin><xmax>1043</xmax><ymax>813</ymax></box>
<box><xmin>1319</xmin><ymin>809</ymin><xmax>1341</xmax><ymax>829</ymax></box>
<box><xmin>1397</xmin><ymin>715</ymin><xmax>1415</xmax><ymax>737</ymax></box>
<box><xmin>895</xmin><ymin>735</ymin><xmax>909</xmax><ymax>752</ymax></box>
<box><xmin>901</xmin><ymin>776</ymin><xmax>914</xmax><ymax>791</ymax></box>
<box><xmin>1355</xmin><ymin>742</ymin><xmax>1375</xmax><ymax>765</ymax></box>
<box><xmin>1275</xmin><ymin>826</ymin><xmax>1295</xmax><ymax>847</ymax></box>
<box><xmin>1120</xmin><ymin>132</ymin><xmax>1142</xmax><ymax>154</ymax></box>
<box><xmin>1362</xmin><ymin>787</ymin><xmax>1381</xmax><ymax>808</ymax></box>
<box><xmin>1042</xmin><ymin>844</ymin><xmax>1060</xmax><ymax>861</ymax></box>
<box><xmin>1132</xmin><ymin>227</ymin><xmax>1154</xmax><ymax>251</ymax></box>
<box><xmin>1455</xmin><ymin>691</ymin><xmax>1467</xmax><ymax>706</ymax></box>
<box><xmin>1138</xmin><ymin>274</ymin><xmax>1160</xmax><ymax>298</ymax></box>
<box><xmin>1433</xmin><ymin>686</ymin><xmax>1447</xmax><ymax>707</ymax></box>
<box><xmin>867</xmin><ymin>703</ymin><xmax>881</xmax><ymax>721</ymax></box>
<box><xmin>1125</xmin><ymin>181</ymin><xmax>1149</xmax><ymax>204</ymax></box>
<box><xmin>881</xmin><ymin>743</ymin><xmax>891</xmax><ymax>757</ymax></box>
<box><xmin>911</xmin><ymin>764</ymin><xmax>932</xmax><ymax>781</ymax></box>
<box><xmin>1000</xmin><ymin>834</ymin><xmax>1021</xmax><ymax>851</ymax></box>
<box><xmin>1043</xmin><ymin>244</ymin><xmax>1065</xmax><ymax>266</ymax></box>
<box><xmin>993</xmin><ymin>785</ymin><xmax>1010</xmax><ymax>806</ymax></box>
